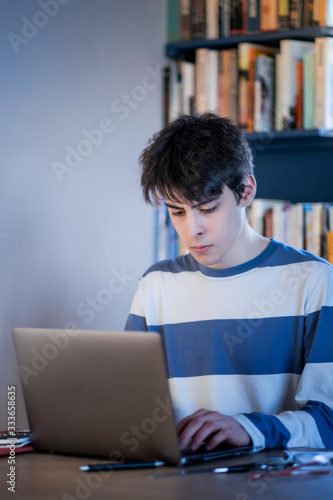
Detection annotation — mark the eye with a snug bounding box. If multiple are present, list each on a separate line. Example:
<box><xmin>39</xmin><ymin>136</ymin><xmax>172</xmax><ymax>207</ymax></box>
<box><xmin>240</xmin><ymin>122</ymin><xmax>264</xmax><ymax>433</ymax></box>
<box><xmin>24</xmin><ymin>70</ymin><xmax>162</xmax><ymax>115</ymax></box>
<box><xmin>171</xmin><ymin>210</ymin><xmax>185</xmax><ymax>217</ymax></box>
<box><xmin>200</xmin><ymin>205</ymin><xmax>217</xmax><ymax>214</ymax></box>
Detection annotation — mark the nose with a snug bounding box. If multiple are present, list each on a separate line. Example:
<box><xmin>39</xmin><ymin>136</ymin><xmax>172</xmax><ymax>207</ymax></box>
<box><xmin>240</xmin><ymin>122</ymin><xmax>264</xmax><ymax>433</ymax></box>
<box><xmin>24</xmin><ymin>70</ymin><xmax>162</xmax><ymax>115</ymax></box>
<box><xmin>186</xmin><ymin>212</ymin><xmax>204</xmax><ymax>238</ymax></box>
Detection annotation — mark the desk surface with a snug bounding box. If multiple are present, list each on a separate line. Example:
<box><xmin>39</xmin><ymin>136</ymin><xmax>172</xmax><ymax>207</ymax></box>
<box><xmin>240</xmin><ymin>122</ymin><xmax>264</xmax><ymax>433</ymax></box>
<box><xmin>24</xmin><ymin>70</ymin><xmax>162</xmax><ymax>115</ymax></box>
<box><xmin>1</xmin><ymin>449</ymin><xmax>333</xmax><ymax>500</ymax></box>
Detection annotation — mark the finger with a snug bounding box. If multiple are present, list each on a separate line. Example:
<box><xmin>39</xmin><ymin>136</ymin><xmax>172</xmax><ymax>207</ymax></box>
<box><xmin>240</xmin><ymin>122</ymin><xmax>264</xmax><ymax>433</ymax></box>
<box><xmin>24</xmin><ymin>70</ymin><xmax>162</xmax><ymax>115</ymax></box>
<box><xmin>179</xmin><ymin>416</ymin><xmax>222</xmax><ymax>451</ymax></box>
<box><xmin>205</xmin><ymin>428</ymin><xmax>229</xmax><ymax>450</ymax></box>
<box><xmin>187</xmin><ymin>421</ymin><xmax>221</xmax><ymax>451</ymax></box>
<box><xmin>178</xmin><ymin>414</ymin><xmax>212</xmax><ymax>449</ymax></box>
<box><xmin>176</xmin><ymin>409</ymin><xmax>210</xmax><ymax>434</ymax></box>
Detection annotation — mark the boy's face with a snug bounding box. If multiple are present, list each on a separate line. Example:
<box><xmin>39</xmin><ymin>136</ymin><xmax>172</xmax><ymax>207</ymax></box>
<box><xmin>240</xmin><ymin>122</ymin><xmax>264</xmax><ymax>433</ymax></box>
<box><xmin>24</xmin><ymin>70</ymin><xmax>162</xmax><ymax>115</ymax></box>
<box><xmin>165</xmin><ymin>177</ymin><xmax>255</xmax><ymax>269</ymax></box>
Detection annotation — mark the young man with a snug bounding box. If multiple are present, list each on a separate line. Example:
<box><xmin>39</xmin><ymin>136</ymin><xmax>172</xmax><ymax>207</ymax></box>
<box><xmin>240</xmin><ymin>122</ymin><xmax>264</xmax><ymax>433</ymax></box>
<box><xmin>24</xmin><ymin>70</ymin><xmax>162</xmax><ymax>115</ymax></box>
<box><xmin>125</xmin><ymin>113</ymin><xmax>333</xmax><ymax>452</ymax></box>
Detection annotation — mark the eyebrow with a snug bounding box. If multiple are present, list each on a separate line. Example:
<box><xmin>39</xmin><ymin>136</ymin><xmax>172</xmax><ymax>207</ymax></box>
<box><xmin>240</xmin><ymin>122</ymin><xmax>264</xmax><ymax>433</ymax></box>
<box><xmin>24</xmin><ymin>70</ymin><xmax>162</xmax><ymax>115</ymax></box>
<box><xmin>165</xmin><ymin>199</ymin><xmax>218</xmax><ymax>210</ymax></box>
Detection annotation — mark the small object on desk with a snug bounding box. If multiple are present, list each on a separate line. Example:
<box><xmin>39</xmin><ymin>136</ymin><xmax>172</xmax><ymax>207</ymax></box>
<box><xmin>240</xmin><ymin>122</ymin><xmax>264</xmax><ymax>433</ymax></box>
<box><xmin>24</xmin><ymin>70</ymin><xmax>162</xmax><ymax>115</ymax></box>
<box><xmin>0</xmin><ymin>430</ymin><xmax>32</xmax><ymax>448</ymax></box>
<box><xmin>250</xmin><ymin>453</ymin><xmax>333</xmax><ymax>480</ymax></box>
<box><xmin>80</xmin><ymin>461</ymin><xmax>165</xmax><ymax>472</ymax></box>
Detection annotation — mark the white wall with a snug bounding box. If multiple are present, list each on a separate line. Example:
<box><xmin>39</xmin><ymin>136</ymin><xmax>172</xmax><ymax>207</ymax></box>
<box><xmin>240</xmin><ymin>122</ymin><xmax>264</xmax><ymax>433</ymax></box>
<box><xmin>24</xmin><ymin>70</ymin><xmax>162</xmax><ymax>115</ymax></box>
<box><xmin>0</xmin><ymin>0</ymin><xmax>166</xmax><ymax>429</ymax></box>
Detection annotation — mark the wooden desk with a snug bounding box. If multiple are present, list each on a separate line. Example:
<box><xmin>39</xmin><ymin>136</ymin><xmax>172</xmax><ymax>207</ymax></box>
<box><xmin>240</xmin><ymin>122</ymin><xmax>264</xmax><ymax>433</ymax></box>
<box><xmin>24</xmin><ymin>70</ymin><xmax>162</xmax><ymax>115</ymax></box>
<box><xmin>1</xmin><ymin>449</ymin><xmax>333</xmax><ymax>500</ymax></box>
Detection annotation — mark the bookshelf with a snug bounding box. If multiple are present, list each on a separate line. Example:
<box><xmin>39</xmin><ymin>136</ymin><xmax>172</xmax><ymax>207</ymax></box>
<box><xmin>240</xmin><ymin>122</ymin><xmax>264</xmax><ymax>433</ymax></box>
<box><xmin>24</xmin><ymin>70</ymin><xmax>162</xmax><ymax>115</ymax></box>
<box><xmin>161</xmin><ymin>10</ymin><xmax>333</xmax><ymax>263</ymax></box>
<box><xmin>165</xmin><ymin>27</ymin><xmax>333</xmax><ymax>203</ymax></box>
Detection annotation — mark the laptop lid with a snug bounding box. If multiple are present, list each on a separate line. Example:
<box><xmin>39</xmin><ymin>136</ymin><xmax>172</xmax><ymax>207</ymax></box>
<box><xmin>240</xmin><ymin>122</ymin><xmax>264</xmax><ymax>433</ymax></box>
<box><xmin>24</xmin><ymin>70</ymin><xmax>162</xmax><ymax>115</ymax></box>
<box><xmin>12</xmin><ymin>328</ymin><xmax>256</xmax><ymax>465</ymax></box>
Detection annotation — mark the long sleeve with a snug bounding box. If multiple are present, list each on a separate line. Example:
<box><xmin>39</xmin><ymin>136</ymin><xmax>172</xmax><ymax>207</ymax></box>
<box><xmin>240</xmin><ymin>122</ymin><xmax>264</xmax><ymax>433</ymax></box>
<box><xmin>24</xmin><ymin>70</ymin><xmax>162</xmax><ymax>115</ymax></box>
<box><xmin>236</xmin><ymin>268</ymin><xmax>333</xmax><ymax>449</ymax></box>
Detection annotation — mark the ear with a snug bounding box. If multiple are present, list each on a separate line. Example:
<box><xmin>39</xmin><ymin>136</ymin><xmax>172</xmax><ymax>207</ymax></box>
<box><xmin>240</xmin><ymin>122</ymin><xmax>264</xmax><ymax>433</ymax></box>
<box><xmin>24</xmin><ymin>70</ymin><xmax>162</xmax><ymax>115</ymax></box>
<box><xmin>240</xmin><ymin>175</ymin><xmax>257</xmax><ymax>208</ymax></box>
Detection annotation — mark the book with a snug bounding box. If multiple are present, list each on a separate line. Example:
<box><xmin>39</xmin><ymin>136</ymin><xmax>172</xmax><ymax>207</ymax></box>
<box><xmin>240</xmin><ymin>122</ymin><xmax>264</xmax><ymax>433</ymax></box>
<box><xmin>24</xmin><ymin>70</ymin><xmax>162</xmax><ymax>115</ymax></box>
<box><xmin>206</xmin><ymin>0</ymin><xmax>220</xmax><ymax>38</ymax></box>
<box><xmin>274</xmin><ymin>52</ymin><xmax>283</xmax><ymax>130</ymax></box>
<box><xmin>190</xmin><ymin>0</ymin><xmax>206</xmax><ymax>39</ymax></box>
<box><xmin>303</xmin><ymin>0</ymin><xmax>315</xmax><ymax>26</ymax></box>
<box><xmin>181</xmin><ymin>60</ymin><xmax>195</xmax><ymax>115</ymax></box>
<box><xmin>313</xmin><ymin>0</ymin><xmax>321</xmax><ymax>25</ymax></box>
<box><xmin>238</xmin><ymin>42</ymin><xmax>277</xmax><ymax>131</ymax></box>
<box><xmin>254</xmin><ymin>54</ymin><xmax>275</xmax><ymax>132</ymax></box>
<box><xmin>219</xmin><ymin>48</ymin><xmax>238</xmax><ymax>125</ymax></box>
<box><xmin>230</xmin><ymin>0</ymin><xmax>244</xmax><ymax>34</ymax></box>
<box><xmin>280</xmin><ymin>39</ymin><xmax>315</xmax><ymax>130</ymax></box>
<box><xmin>167</xmin><ymin>0</ymin><xmax>180</xmax><ymax>43</ymax></box>
<box><xmin>180</xmin><ymin>0</ymin><xmax>192</xmax><ymax>40</ymax></box>
<box><xmin>303</xmin><ymin>51</ymin><xmax>315</xmax><ymax>129</ymax></box>
<box><xmin>289</xmin><ymin>0</ymin><xmax>304</xmax><ymax>28</ymax></box>
<box><xmin>247</xmin><ymin>0</ymin><xmax>261</xmax><ymax>32</ymax></box>
<box><xmin>169</xmin><ymin>60</ymin><xmax>182</xmax><ymax>122</ymax></box>
<box><xmin>261</xmin><ymin>0</ymin><xmax>279</xmax><ymax>31</ymax></box>
<box><xmin>314</xmin><ymin>36</ymin><xmax>333</xmax><ymax>129</ymax></box>
<box><xmin>163</xmin><ymin>66</ymin><xmax>171</xmax><ymax>126</ymax></box>
<box><xmin>206</xmin><ymin>49</ymin><xmax>219</xmax><ymax>112</ymax></box>
<box><xmin>296</xmin><ymin>59</ymin><xmax>304</xmax><ymax>129</ymax></box>
<box><xmin>195</xmin><ymin>47</ymin><xmax>220</xmax><ymax>114</ymax></box>
<box><xmin>279</xmin><ymin>0</ymin><xmax>290</xmax><ymax>29</ymax></box>
<box><xmin>319</xmin><ymin>0</ymin><xmax>333</xmax><ymax>26</ymax></box>
<box><xmin>290</xmin><ymin>203</ymin><xmax>305</xmax><ymax>250</ymax></box>
<box><xmin>195</xmin><ymin>48</ymin><xmax>209</xmax><ymax>113</ymax></box>
<box><xmin>220</xmin><ymin>0</ymin><xmax>230</xmax><ymax>36</ymax></box>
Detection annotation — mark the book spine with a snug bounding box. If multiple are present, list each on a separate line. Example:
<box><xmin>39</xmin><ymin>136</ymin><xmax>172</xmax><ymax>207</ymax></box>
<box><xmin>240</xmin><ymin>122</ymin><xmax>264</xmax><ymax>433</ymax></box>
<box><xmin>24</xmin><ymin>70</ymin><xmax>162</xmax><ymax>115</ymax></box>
<box><xmin>190</xmin><ymin>0</ymin><xmax>206</xmax><ymax>39</ymax></box>
<box><xmin>163</xmin><ymin>66</ymin><xmax>171</xmax><ymax>126</ymax></box>
<box><xmin>296</xmin><ymin>59</ymin><xmax>304</xmax><ymax>129</ymax></box>
<box><xmin>167</xmin><ymin>0</ymin><xmax>181</xmax><ymax>43</ymax></box>
<box><xmin>206</xmin><ymin>0</ymin><xmax>220</xmax><ymax>39</ymax></box>
<box><xmin>195</xmin><ymin>48</ymin><xmax>208</xmax><ymax>113</ymax></box>
<box><xmin>247</xmin><ymin>0</ymin><xmax>261</xmax><ymax>31</ymax></box>
<box><xmin>180</xmin><ymin>0</ymin><xmax>192</xmax><ymax>40</ymax></box>
<box><xmin>261</xmin><ymin>0</ymin><xmax>279</xmax><ymax>30</ymax></box>
<box><xmin>314</xmin><ymin>36</ymin><xmax>333</xmax><ymax>129</ymax></box>
<box><xmin>182</xmin><ymin>61</ymin><xmax>195</xmax><ymax>115</ymax></box>
<box><xmin>303</xmin><ymin>0</ymin><xmax>315</xmax><ymax>27</ymax></box>
<box><xmin>274</xmin><ymin>53</ymin><xmax>283</xmax><ymax>130</ymax></box>
<box><xmin>207</xmin><ymin>49</ymin><xmax>219</xmax><ymax>112</ymax></box>
<box><xmin>289</xmin><ymin>0</ymin><xmax>304</xmax><ymax>28</ymax></box>
<box><xmin>303</xmin><ymin>52</ymin><xmax>315</xmax><ymax>129</ymax></box>
<box><xmin>230</xmin><ymin>0</ymin><xmax>244</xmax><ymax>34</ymax></box>
<box><xmin>279</xmin><ymin>0</ymin><xmax>290</xmax><ymax>29</ymax></box>
<box><xmin>254</xmin><ymin>54</ymin><xmax>275</xmax><ymax>132</ymax></box>
<box><xmin>220</xmin><ymin>0</ymin><xmax>230</xmax><ymax>36</ymax></box>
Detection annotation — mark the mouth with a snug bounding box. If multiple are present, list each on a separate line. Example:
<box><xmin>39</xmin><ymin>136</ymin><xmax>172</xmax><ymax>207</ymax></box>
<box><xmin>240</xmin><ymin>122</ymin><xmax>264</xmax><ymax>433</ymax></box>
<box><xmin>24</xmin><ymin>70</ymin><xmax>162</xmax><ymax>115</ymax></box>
<box><xmin>191</xmin><ymin>245</ymin><xmax>212</xmax><ymax>254</ymax></box>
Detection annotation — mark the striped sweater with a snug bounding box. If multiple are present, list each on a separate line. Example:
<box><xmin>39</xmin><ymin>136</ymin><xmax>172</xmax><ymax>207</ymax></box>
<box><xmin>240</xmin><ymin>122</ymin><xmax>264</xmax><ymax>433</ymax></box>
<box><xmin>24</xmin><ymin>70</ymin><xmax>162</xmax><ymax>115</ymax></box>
<box><xmin>125</xmin><ymin>239</ymin><xmax>333</xmax><ymax>449</ymax></box>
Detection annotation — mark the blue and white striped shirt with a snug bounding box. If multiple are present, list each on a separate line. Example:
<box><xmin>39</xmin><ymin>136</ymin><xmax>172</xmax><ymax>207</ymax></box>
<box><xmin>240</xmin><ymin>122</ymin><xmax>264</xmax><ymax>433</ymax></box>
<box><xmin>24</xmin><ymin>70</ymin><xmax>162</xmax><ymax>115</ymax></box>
<box><xmin>125</xmin><ymin>239</ymin><xmax>333</xmax><ymax>449</ymax></box>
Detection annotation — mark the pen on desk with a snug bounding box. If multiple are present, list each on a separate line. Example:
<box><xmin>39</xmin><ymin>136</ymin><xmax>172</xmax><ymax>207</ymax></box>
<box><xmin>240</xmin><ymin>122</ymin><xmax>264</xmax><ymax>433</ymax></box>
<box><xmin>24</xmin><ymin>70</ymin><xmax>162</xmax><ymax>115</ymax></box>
<box><xmin>213</xmin><ymin>465</ymin><xmax>254</xmax><ymax>473</ymax></box>
<box><xmin>80</xmin><ymin>461</ymin><xmax>165</xmax><ymax>472</ymax></box>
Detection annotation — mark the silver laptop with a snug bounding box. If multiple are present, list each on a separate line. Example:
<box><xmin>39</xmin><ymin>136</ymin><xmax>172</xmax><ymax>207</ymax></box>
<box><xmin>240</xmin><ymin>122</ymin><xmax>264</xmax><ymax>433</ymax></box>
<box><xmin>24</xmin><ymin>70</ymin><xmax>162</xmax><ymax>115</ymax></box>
<box><xmin>12</xmin><ymin>327</ymin><xmax>256</xmax><ymax>465</ymax></box>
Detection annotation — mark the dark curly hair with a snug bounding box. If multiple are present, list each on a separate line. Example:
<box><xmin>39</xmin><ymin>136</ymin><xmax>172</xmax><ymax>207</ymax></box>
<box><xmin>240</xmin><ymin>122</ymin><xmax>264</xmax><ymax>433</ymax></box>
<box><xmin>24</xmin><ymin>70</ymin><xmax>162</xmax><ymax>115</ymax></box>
<box><xmin>140</xmin><ymin>113</ymin><xmax>254</xmax><ymax>205</ymax></box>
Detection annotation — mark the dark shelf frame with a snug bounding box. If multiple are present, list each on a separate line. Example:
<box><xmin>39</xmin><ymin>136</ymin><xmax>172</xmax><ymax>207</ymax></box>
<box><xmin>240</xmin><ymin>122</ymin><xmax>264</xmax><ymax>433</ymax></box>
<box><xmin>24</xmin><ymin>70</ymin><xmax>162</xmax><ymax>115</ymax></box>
<box><xmin>166</xmin><ymin>26</ymin><xmax>333</xmax><ymax>59</ymax></box>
